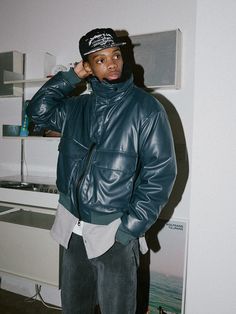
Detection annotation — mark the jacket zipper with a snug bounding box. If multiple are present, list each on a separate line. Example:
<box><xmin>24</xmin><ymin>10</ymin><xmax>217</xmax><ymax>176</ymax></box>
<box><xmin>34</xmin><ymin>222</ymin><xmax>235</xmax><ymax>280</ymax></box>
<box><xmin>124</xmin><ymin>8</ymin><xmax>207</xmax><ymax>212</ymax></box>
<box><xmin>76</xmin><ymin>142</ymin><xmax>96</xmax><ymax>204</ymax></box>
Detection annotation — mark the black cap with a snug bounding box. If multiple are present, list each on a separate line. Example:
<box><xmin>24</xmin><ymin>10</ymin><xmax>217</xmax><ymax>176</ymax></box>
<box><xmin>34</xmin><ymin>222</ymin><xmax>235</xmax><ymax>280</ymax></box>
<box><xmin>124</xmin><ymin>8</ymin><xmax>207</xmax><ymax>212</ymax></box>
<box><xmin>79</xmin><ymin>28</ymin><xmax>126</xmax><ymax>59</ymax></box>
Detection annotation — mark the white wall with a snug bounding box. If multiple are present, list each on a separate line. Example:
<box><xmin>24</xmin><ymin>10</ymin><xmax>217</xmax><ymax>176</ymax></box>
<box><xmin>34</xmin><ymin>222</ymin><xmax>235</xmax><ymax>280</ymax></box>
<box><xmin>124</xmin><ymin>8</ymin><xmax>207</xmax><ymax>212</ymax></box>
<box><xmin>0</xmin><ymin>0</ymin><xmax>195</xmax><ymax>308</ymax></box>
<box><xmin>3</xmin><ymin>1</ymin><xmax>235</xmax><ymax>313</ymax></box>
<box><xmin>0</xmin><ymin>0</ymin><xmax>196</xmax><ymax>219</ymax></box>
<box><xmin>186</xmin><ymin>0</ymin><xmax>236</xmax><ymax>313</ymax></box>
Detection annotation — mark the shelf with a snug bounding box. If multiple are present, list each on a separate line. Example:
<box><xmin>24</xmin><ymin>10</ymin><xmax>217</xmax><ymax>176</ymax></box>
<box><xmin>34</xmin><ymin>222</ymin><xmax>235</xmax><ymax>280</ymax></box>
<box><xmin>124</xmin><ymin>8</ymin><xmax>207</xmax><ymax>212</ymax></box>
<box><xmin>4</xmin><ymin>78</ymin><xmax>49</xmax><ymax>85</ymax></box>
<box><xmin>1</xmin><ymin>58</ymin><xmax>59</xmax><ymax>192</ymax></box>
<box><xmin>3</xmin><ymin>70</ymin><xmax>49</xmax><ymax>85</ymax></box>
<box><xmin>0</xmin><ymin>94</ymin><xmax>22</xmax><ymax>98</ymax></box>
<box><xmin>1</xmin><ymin>136</ymin><xmax>60</xmax><ymax>141</ymax></box>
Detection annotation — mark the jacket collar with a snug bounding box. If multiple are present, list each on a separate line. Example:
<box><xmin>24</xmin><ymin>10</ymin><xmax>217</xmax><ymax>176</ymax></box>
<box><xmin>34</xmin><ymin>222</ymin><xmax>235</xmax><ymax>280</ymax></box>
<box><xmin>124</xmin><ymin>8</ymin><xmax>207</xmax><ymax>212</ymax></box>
<box><xmin>89</xmin><ymin>64</ymin><xmax>134</xmax><ymax>98</ymax></box>
<box><xmin>89</xmin><ymin>73</ymin><xmax>134</xmax><ymax>99</ymax></box>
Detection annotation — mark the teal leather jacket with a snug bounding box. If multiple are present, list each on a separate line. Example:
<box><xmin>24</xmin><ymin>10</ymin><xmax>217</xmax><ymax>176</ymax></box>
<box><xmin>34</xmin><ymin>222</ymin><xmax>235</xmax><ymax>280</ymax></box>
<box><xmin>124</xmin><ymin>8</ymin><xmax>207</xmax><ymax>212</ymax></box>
<box><xmin>27</xmin><ymin>68</ymin><xmax>176</xmax><ymax>244</ymax></box>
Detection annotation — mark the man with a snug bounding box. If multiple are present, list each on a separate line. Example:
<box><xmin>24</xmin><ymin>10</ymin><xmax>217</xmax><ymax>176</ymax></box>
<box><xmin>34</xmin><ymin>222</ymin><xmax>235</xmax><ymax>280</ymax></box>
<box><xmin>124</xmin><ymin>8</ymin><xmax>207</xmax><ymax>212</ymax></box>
<box><xmin>27</xmin><ymin>28</ymin><xmax>177</xmax><ymax>314</ymax></box>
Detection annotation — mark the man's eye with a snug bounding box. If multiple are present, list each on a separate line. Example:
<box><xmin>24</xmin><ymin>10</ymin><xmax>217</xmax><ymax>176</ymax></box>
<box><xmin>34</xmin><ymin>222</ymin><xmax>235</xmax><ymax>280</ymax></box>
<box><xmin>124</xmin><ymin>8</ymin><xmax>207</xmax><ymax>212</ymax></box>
<box><xmin>114</xmin><ymin>54</ymin><xmax>121</xmax><ymax>59</ymax></box>
<box><xmin>96</xmin><ymin>58</ymin><xmax>104</xmax><ymax>64</ymax></box>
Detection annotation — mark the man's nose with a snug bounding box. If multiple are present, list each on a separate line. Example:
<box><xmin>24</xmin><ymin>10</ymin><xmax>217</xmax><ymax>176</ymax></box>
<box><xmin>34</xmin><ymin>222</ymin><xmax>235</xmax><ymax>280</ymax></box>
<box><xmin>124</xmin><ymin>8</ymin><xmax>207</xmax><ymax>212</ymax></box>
<box><xmin>107</xmin><ymin>59</ymin><xmax>117</xmax><ymax>69</ymax></box>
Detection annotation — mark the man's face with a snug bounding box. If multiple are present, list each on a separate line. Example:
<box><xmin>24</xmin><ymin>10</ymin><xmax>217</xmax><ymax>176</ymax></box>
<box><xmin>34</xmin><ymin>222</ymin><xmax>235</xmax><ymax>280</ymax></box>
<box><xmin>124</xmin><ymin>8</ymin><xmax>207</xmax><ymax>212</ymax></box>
<box><xmin>84</xmin><ymin>47</ymin><xmax>124</xmax><ymax>82</ymax></box>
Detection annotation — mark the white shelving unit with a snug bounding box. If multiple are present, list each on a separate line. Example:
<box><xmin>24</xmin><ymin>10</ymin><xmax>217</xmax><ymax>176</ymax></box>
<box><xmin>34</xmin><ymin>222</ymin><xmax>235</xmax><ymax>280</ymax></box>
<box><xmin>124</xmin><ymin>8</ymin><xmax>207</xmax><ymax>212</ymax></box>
<box><xmin>3</xmin><ymin>63</ymin><xmax>51</xmax><ymax>85</ymax></box>
<box><xmin>2</xmin><ymin>67</ymin><xmax>59</xmax><ymax>180</ymax></box>
<box><xmin>0</xmin><ymin>58</ymin><xmax>60</xmax><ymax>289</ymax></box>
<box><xmin>4</xmin><ymin>77</ymin><xmax>49</xmax><ymax>85</ymax></box>
<box><xmin>2</xmin><ymin>136</ymin><xmax>60</xmax><ymax>140</ymax></box>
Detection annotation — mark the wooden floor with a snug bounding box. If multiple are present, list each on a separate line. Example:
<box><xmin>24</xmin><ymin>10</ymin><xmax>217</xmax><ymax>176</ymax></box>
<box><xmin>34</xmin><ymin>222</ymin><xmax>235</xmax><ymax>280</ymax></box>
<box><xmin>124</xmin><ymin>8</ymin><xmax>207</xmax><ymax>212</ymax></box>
<box><xmin>0</xmin><ymin>289</ymin><xmax>61</xmax><ymax>314</ymax></box>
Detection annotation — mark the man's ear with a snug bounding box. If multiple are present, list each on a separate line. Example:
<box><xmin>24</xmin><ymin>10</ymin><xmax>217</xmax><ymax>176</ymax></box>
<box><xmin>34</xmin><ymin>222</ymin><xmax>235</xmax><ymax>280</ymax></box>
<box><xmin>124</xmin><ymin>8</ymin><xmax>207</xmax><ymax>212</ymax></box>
<box><xmin>83</xmin><ymin>61</ymin><xmax>93</xmax><ymax>75</ymax></box>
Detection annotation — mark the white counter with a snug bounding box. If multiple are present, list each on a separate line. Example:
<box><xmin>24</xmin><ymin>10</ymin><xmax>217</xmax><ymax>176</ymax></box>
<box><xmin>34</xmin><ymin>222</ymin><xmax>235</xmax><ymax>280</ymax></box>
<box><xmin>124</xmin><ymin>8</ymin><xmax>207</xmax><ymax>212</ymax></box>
<box><xmin>0</xmin><ymin>187</ymin><xmax>59</xmax><ymax>208</ymax></box>
<box><xmin>0</xmin><ymin>174</ymin><xmax>59</xmax><ymax>209</ymax></box>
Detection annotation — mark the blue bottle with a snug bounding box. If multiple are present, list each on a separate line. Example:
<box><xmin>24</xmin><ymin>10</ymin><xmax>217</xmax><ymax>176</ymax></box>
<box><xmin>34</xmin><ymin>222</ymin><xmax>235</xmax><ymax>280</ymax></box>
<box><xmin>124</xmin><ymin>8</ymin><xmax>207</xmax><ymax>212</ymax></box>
<box><xmin>20</xmin><ymin>100</ymin><xmax>29</xmax><ymax>137</ymax></box>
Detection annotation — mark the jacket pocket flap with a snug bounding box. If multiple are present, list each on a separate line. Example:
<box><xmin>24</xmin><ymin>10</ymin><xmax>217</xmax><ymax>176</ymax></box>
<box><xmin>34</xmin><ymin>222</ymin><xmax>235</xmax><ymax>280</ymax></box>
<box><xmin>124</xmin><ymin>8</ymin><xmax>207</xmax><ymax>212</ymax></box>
<box><xmin>94</xmin><ymin>151</ymin><xmax>137</xmax><ymax>173</ymax></box>
<box><xmin>58</xmin><ymin>137</ymin><xmax>88</xmax><ymax>159</ymax></box>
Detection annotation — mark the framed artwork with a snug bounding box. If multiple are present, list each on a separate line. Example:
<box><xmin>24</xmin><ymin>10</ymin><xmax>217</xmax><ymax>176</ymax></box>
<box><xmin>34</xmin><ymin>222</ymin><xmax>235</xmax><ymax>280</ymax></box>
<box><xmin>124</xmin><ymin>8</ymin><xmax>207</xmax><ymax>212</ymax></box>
<box><xmin>129</xmin><ymin>30</ymin><xmax>182</xmax><ymax>89</ymax></box>
<box><xmin>138</xmin><ymin>219</ymin><xmax>188</xmax><ymax>314</ymax></box>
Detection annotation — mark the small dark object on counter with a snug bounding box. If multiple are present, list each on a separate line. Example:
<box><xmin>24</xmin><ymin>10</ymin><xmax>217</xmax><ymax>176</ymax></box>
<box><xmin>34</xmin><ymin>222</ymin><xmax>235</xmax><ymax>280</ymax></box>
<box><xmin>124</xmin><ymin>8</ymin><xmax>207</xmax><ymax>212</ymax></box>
<box><xmin>2</xmin><ymin>124</ymin><xmax>21</xmax><ymax>136</ymax></box>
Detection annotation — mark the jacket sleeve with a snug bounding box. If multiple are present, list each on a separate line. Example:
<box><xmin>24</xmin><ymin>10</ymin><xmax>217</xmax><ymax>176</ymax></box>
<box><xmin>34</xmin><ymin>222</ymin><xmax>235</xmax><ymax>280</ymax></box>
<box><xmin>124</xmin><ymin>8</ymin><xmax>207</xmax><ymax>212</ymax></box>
<box><xmin>26</xmin><ymin>68</ymin><xmax>81</xmax><ymax>132</ymax></box>
<box><xmin>116</xmin><ymin>108</ymin><xmax>177</xmax><ymax>245</ymax></box>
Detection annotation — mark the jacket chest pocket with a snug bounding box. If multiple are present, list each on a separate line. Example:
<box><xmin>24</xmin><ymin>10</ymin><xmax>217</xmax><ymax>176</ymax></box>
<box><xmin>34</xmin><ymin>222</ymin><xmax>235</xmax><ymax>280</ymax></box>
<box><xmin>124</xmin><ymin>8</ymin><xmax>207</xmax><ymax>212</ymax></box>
<box><xmin>81</xmin><ymin>151</ymin><xmax>138</xmax><ymax>209</ymax></box>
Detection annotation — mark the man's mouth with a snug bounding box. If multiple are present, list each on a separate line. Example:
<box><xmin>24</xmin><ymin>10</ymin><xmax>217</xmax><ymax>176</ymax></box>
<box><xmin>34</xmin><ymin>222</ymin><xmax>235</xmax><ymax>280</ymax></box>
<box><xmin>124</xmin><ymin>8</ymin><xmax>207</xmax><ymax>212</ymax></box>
<box><xmin>106</xmin><ymin>71</ymin><xmax>121</xmax><ymax>80</ymax></box>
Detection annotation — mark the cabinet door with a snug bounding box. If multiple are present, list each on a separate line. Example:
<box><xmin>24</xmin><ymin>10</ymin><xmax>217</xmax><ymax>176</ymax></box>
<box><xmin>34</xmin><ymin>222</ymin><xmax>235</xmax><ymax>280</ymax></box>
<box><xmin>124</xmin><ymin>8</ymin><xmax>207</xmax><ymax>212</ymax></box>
<box><xmin>0</xmin><ymin>215</ymin><xmax>59</xmax><ymax>286</ymax></box>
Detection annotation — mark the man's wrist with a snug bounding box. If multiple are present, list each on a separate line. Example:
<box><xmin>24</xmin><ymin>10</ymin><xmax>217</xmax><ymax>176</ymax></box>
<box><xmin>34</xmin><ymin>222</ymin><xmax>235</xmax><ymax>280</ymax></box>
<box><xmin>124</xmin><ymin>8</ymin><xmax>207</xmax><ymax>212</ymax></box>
<box><xmin>115</xmin><ymin>226</ymin><xmax>136</xmax><ymax>246</ymax></box>
<box><xmin>62</xmin><ymin>68</ymin><xmax>82</xmax><ymax>86</ymax></box>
